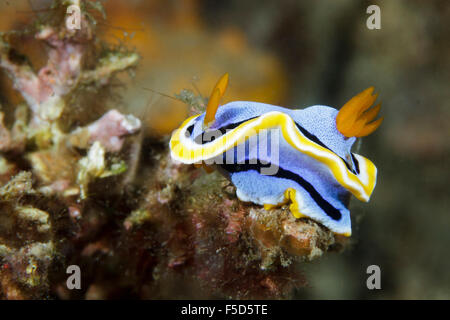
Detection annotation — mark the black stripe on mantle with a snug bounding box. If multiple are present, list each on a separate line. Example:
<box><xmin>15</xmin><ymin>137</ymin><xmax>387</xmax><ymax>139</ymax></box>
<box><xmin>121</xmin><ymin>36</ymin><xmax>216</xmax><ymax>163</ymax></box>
<box><xmin>185</xmin><ymin>115</ymin><xmax>359</xmax><ymax>175</ymax></box>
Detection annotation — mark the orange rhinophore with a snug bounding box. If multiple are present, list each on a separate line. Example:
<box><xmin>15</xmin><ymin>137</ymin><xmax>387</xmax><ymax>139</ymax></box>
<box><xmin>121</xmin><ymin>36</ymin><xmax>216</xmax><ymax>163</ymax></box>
<box><xmin>203</xmin><ymin>73</ymin><xmax>229</xmax><ymax>128</ymax></box>
<box><xmin>336</xmin><ymin>87</ymin><xmax>383</xmax><ymax>138</ymax></box>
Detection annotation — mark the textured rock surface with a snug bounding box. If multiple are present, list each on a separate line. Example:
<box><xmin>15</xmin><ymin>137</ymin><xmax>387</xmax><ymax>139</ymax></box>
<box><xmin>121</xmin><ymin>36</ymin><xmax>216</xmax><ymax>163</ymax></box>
<box><xmin>0</xmin><ymin>0</ymin><xmax>344</xmax><ymax>300</ymax></box>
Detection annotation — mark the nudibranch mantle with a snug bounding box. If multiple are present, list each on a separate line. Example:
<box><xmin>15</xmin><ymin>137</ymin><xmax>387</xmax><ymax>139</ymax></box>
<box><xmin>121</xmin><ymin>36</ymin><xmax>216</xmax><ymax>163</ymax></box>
<box><xmin>170</xmin><ymin>75</ymin><xmax>381</xmax><ymax>236</ymax></box>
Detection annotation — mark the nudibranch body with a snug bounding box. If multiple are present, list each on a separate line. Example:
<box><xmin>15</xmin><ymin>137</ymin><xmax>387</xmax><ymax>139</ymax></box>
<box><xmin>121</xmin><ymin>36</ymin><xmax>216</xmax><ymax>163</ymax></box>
<box><xmin>170</xmin><ymin>74</ymin><xmax>382</xmax><ymax>236</ymax></box>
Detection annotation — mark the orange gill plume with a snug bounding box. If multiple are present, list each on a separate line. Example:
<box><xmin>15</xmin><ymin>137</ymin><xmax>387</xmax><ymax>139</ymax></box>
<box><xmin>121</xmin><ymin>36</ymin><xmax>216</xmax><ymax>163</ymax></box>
<box><xmin>336</xmin><ymin>87</ymin><xmax>384</xmax><ymax>138</ymax></box>
<box><xmin>203</xmin><ymin>73</ymin><xmax>229</xmax><ymax>128</ymax></box>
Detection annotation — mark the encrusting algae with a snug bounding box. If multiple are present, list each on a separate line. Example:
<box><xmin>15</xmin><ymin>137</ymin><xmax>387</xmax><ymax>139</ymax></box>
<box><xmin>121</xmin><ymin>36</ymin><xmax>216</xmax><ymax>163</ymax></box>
<box><xmin>0</xmin><ymin>0</ymin><xmax>348</xmax><ymax>299</ymax></box>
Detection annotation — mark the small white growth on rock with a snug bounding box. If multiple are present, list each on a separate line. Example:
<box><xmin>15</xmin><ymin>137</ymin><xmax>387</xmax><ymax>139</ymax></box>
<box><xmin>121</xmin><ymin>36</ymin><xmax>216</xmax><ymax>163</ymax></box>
<box><xmin>16</xmin><ymin>207</ymin><xmax>51</xmax><ymax>233</ymax></box>
<box><xmin>0</xmin><ymin>244</ymin><xmax>12</xmax><ymax>257</ymax></box>
<box><xmin>26</xmin><ymin>241</ymin><xmax>55</xmax><ymax>261</ymax></box>
<box><xmin>77</xmin><ymin>141</ymin><xmax>106</xmax><ymax>199</ymax></box>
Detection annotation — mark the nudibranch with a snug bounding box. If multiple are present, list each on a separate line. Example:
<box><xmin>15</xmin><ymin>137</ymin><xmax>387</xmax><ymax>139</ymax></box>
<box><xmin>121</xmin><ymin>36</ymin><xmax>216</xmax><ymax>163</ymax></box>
<box><xmin>170</xmin><ymin>74</ymin><xmax>382</xmax><ymax>236</ymax></box>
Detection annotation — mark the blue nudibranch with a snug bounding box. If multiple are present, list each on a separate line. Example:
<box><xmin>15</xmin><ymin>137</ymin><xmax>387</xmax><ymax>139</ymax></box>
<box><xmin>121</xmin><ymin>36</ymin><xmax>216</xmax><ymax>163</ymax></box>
<box><xmin>170</xmin><ymin>73</ymin><xmax>382</xmax><ymax>236</ymax></box>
